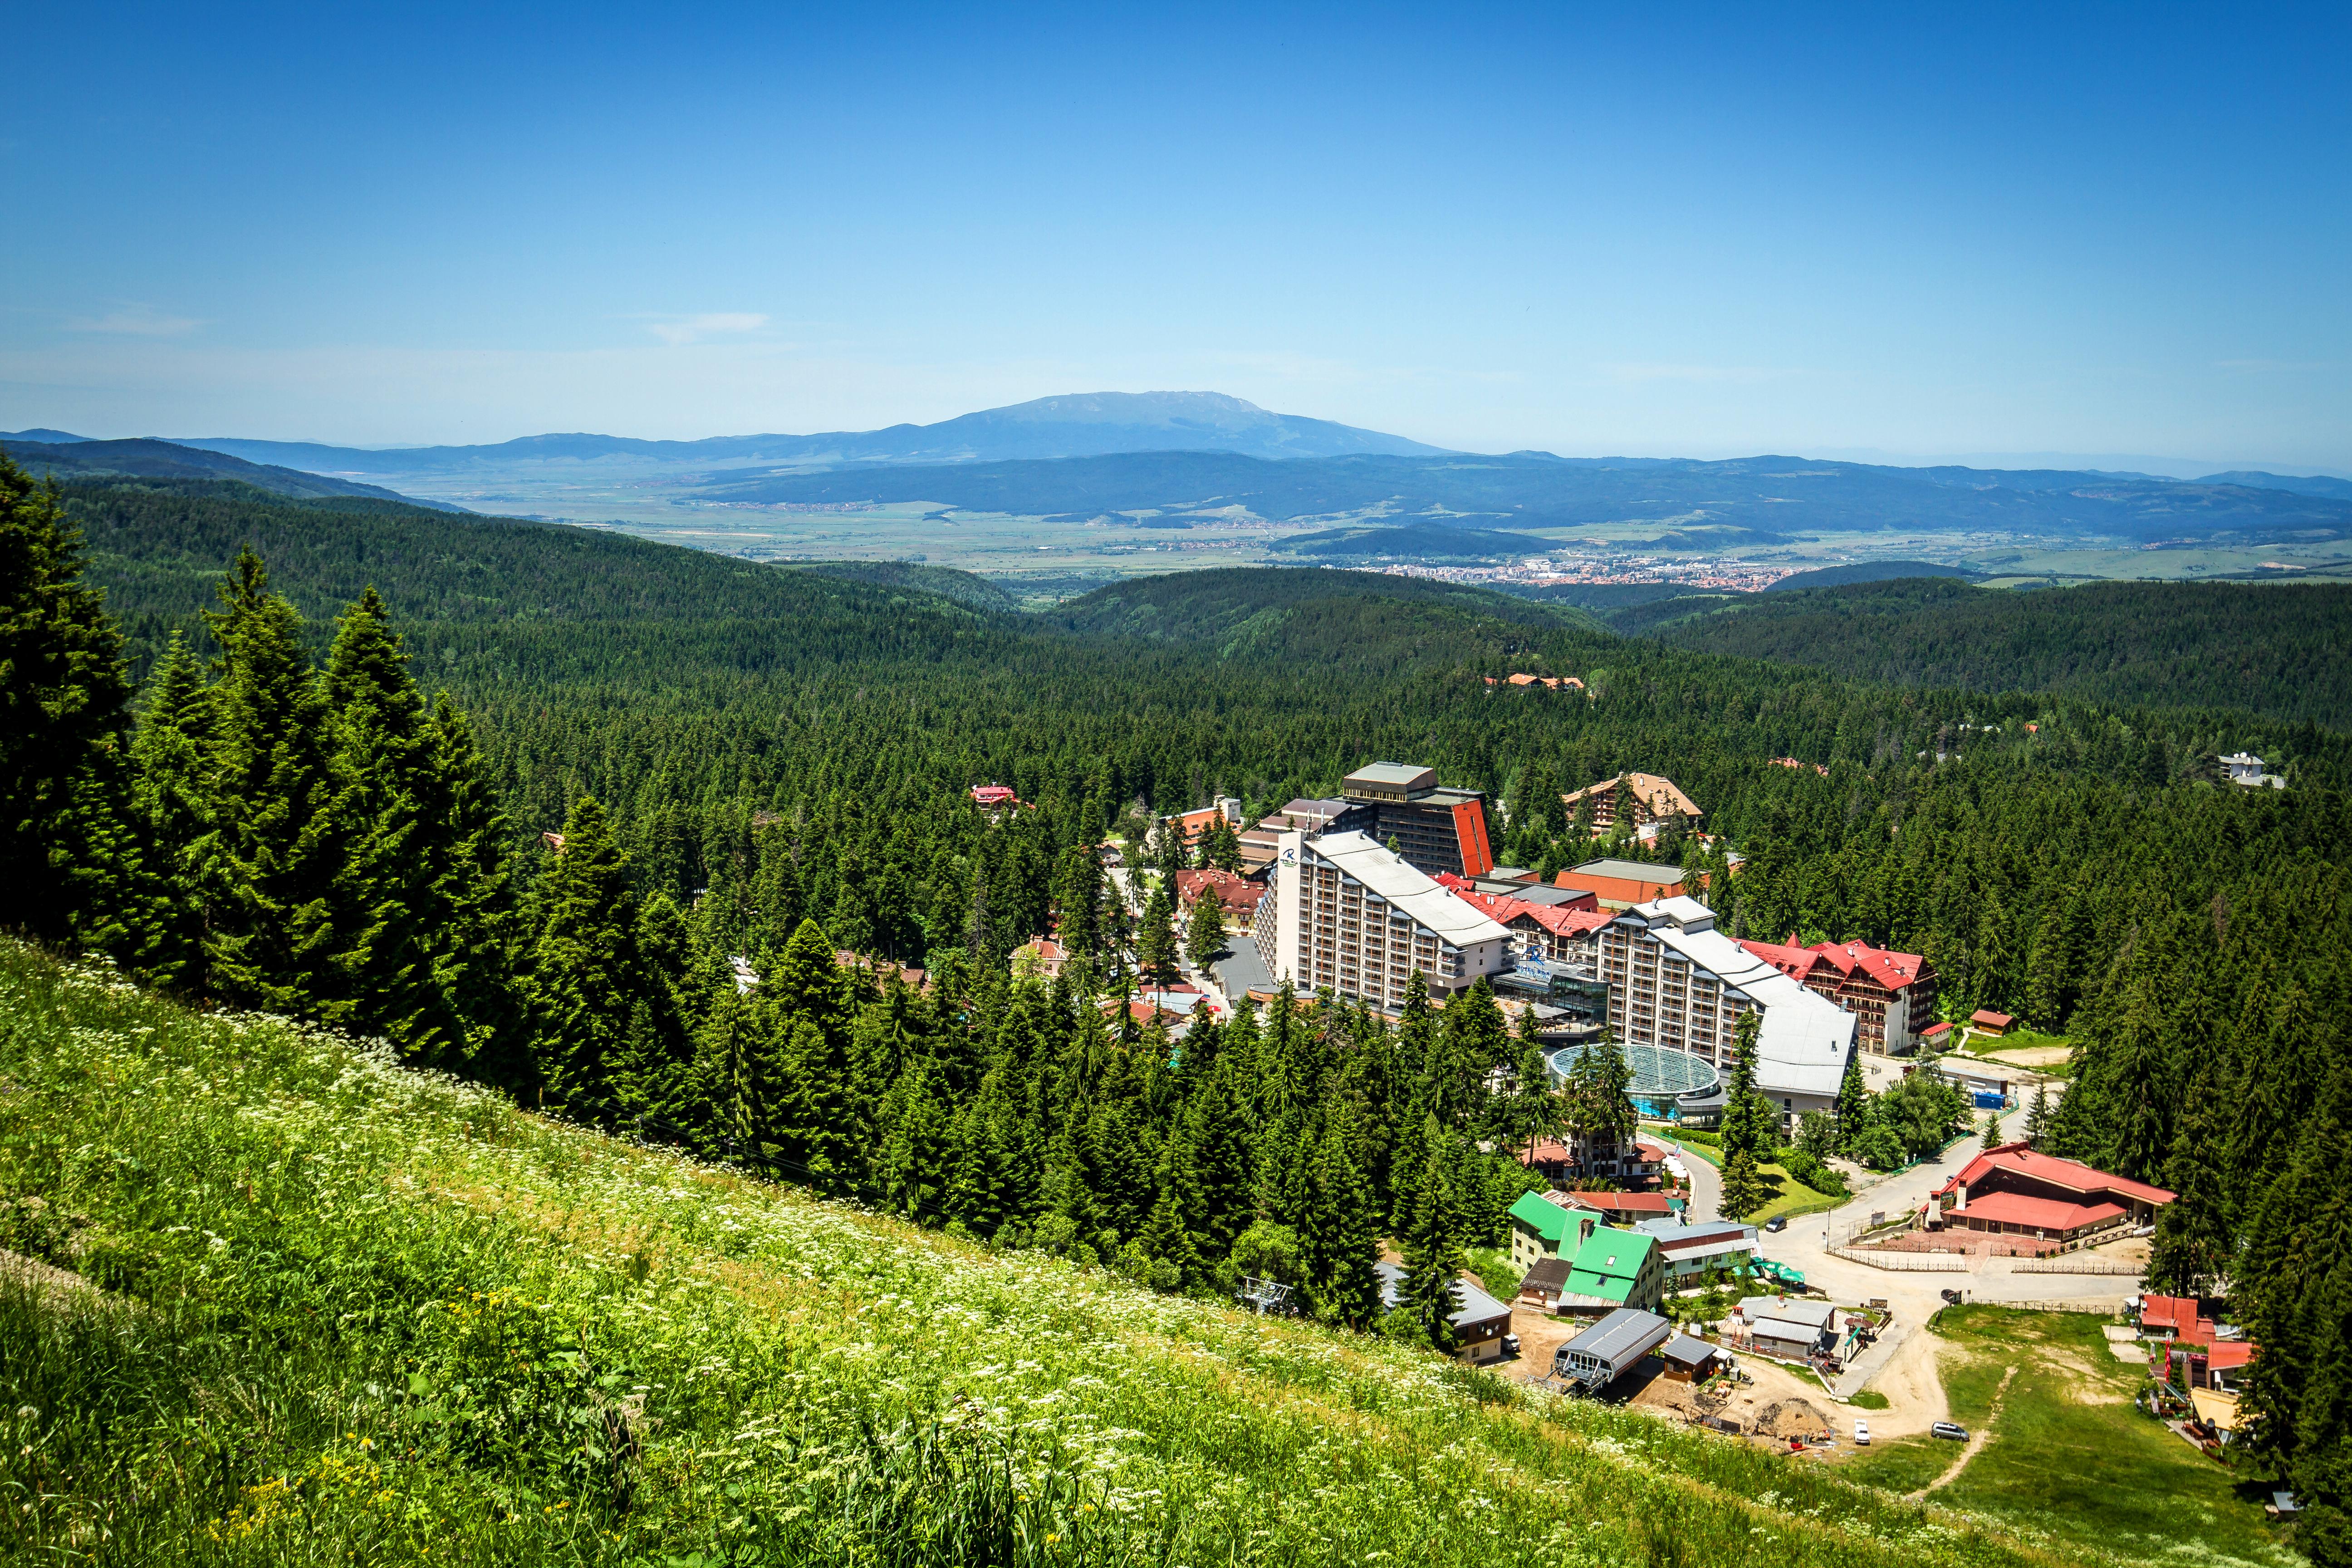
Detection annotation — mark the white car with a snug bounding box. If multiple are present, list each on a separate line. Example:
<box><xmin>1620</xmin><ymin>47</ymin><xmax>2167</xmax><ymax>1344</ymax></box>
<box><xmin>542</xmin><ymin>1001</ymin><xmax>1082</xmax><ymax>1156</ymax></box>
<box><xmin>1854</xmin><ymin>1420</ymin><xmax>1871</xmax><ymax>1446</ymax></box>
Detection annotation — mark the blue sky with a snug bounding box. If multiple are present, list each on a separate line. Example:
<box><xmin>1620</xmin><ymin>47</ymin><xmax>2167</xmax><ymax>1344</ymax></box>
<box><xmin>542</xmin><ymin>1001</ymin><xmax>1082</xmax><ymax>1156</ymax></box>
<box><xmin>4</xmin><ymin>2</ymin><xmax>2347</xmax><ymax>467</ymax></box>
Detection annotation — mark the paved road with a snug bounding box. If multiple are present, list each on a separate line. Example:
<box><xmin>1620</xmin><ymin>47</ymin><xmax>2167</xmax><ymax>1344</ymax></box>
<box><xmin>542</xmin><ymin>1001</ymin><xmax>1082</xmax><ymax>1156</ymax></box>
<box><xmin>1649</xmin><ymin>1083</ymin><xmax>2132</xmax><ymax>1399</ymax></box>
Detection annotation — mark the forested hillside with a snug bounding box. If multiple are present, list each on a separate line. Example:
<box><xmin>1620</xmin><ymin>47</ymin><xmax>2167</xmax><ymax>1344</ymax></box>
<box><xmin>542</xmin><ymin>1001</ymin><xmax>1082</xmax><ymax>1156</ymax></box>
<box><xmin>10</xmin><ymin>457</ymin><xmax>2352</xmax><ymax>1559</ymax></box>
<box><xmin>1651</xmin><ymin>576</ymin><xmax>2352</xmax><ymax>728</ymax></box>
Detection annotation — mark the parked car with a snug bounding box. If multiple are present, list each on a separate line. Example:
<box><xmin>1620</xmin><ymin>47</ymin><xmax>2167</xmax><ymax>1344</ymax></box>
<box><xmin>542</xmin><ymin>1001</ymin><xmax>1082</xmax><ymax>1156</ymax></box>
<box><xmin>1854</xmin><ymin>1420</ymin><xmax>1871</xmax><ymax>1446</ymax></box>
<box><xmin>1501</xmin><ymin>1333</ymin><xmax>1521</xmax><ymax>1358</ymax></box>
<box><xmin>1931</xmin><ymin>1421</ymin><xmax>1970</xmax><ymax>1441</ymax></box>
<box><xmin>1765</xmin><ymin>1216</ymin><xmax>1788</xmax><ymax>1233</ymax></box>
<box><xmin>1940</xmin><ymin>1288</ymin><xmax>1965</xmax><ymax>1304</ymax></box>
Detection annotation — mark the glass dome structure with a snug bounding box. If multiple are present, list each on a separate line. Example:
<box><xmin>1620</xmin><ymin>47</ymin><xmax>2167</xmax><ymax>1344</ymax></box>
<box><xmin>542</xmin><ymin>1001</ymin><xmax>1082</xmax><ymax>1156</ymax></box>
<box><xmin>1546</xmin><ymin>1041</ymin><xmax>1722</xmax><ymax>1119</ymax></box>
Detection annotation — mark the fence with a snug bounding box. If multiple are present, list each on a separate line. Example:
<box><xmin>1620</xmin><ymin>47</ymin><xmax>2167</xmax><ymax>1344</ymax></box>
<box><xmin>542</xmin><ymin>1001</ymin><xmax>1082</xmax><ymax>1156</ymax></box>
<box><xmin>2009</xmin><ymin>1257</ymin><xmax>2143</xmax><ymax>1276</ymax></box>
<box><xmin>1963</xmin><ymin>1297</ymin><xmax>2128</xmax><ymax>1315</ymax></box>
<box><xmin>1828</xmin><ymin>1245</ymin><xmax>1969</xmax><ymax>1273</ymax></box>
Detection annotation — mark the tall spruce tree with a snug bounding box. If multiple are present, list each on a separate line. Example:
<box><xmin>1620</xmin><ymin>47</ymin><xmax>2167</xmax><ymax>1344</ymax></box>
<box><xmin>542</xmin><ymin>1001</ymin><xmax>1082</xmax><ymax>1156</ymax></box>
<box><xmin>1398</xmin><ymin>1116</ymin><xmax>1466</xmax><ymax>1349</ymax></box>
<box><xmin>316</xmin><ymin>587</ymin><xmax>434</xmax><ymax>1042</ymax></box>
<box><xmin>1721</xmin><ymin>1009</ymin><xmax>1769</xmax><ymax>1161</ymax></box>
<box><xmin>2148</xmin><ymin>1066</ymin><xmax>2234</xmax><ymax>1298</ymax></box>
<box><xmin>412</xmin><ymin>694</ymin><xmax>522</xmax><ymax>1075</ymax></box>
<box><xmin>1301</xmin><ymin>1106</ymin><xmax>1384</xmax><ymax>1326</ymax></box>
<box><xmin>202</xmin><ymin>548</ymin><xmax>341</xmax><ymax>1014</ymax></box>
<box><xmin>130</xmin><ymin>631</ymin><xmax>213</xmax><ymax>987</ymax></box>
<box><xmin>527</xmin><ymin>795</ymin><xmax>640</xmax><ymax>1105</ymax></box>
<box><xmin>1137</xmin><ymin>876</ymin><xmax>1181</xmax><ymax>988</ymax></box>
<box><xmin>1183</xmin><ymin>883</ymin><xmax>1228</xmax><ymax>971</ymax></box>
<box><xmin>1717</xmin><ymin>1146</ymin><xmax>1769</xmax><ymax>1221</ymax></box>
<box><xmin>1832</xmin><ymin>1043</ymin><xmax>1868</xmax><ymax>1153</ymax></box>
<box><xmin>0</xmin><ymin>455</ymin><xmax>152</xmax><ymax>958</ymax></box>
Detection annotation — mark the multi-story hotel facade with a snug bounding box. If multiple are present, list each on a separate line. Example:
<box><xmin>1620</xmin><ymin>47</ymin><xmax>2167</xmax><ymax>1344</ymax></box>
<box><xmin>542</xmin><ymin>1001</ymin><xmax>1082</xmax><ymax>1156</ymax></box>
<box><xmin>1255</xmin><ymin>828</ymin><xmax>1514</xmax><ymax>1011</ymax></box>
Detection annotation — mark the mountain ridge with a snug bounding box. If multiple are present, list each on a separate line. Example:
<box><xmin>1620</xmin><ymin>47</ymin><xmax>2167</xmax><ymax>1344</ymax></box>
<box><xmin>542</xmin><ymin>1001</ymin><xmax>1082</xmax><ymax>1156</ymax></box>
<box><xmin>0</xmin><ymin>436</ymin><xmax>443</xmax><ymax>506</ymax></box>
<box><xmin>162</xmin><ymin>390</ymin><xmax>1450</xmax><ymax>473</ymax></box>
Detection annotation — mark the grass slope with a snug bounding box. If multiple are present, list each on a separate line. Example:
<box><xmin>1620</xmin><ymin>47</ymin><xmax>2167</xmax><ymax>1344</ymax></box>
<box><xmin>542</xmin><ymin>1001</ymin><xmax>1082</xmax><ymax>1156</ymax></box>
<box><xmin>0</xmin><ymin>938</ymin><xmax>2077</xmax><ymax>1567</ymax></box>
<box><xmin>1845</xmin><ymin>1307</ymin><xmax>2293</xmax><ymax>1567</ymax></box>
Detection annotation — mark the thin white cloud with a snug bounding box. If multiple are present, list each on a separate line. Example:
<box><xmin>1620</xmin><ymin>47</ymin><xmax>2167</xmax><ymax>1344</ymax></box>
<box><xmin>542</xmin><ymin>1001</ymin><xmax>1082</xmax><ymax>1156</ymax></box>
<box><xmin>642</xmin><ymin>312</ymin><xmax>769</xmax><ymax>346</ymax></box>
<box><xmin>65</xmin><ymin>305</ymin><xmax>202</xmax><ymax>337</ymax></box>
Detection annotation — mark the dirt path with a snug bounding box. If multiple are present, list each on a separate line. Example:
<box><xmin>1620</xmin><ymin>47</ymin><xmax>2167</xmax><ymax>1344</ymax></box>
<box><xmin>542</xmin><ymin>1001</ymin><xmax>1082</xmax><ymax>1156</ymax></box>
<box><xmin>1909</xmin><ymin>1364</ymin><xmax>2015</xmax><ymax>1499</ymax></box>
<box><xmin>1855</xmin><ymin>1322</ymin><xmax>1949</xmax><ymax>1440</ymax></box>
<box><xmin>0</xmin><ymin>1247</ymin><xmax>100</xmax><ymax>1303</ymax></box>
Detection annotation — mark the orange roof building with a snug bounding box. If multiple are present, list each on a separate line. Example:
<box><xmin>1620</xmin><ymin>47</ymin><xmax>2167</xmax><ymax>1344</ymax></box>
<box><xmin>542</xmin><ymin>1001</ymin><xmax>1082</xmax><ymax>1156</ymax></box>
<box><xmin>1560</xmin><ymin>772</ymin><xmax>1702</xmax><ymax>833</ymax></box>
<box><xmin>1556</xmin><ymin>858</ymin><xmax>1689</xmax><ymax>910</ymax></box>
<box><xmin>1173</xmin><ymin>867</ymin><xmax>1267</xmax><ymax>928</ymax></box>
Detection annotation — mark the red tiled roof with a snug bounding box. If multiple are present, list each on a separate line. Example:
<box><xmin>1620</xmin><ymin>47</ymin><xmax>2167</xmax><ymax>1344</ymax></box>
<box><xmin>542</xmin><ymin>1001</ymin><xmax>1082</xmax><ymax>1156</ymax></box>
<box><xmin>1520</xmin><ymin>1137</ymin><xmax>1573</xmax><ymax>1166</ymax></box>
<box><xmin>1939</xmin><ymin>1143</ymin><xmax>2176</xmax><ymax>1208</ymax></box>
<box><xmin>1922</xmin><ymin>1020</ymin><xmax>1953</xmax><ymax>1037</ymax></box>
<box><xmin>1738</xmin><ymin>938</ymin><xmax>1826</xmax><ymax>984</ymax></box>
<box><xmin>1440</xmin><ymin>880</ymin><xmax>1611</xmax><ymax>938</ymax></box>
<box><xmin>1813</xmin><ymin>940</ymin><xmax>1929</xmax><ymax>992</ymax></box>
<box><xmin>1971</xmin><ymin>1008</ymin><xmax>2015</xmax><ymax>1028</ymax></box>
<box><xmin>1174</xmin><ymin>867</ymin><xmax>1264</xmax><ymax>916</ymax></box>
<box><xmin>1559</xmin><ymin>1190</ymin><xmax>1675</xmax><ymax>1216</ymax></box>
<box><xmin>1739</xmin><ymin>936</ymin><xmax>1930</xmax><ymax>994</ymax></box>
<box><xmin>2204</xmin><ymin>1342</ymin><xmax>2257</xmax><ymax>1370</ymax></box>
<box><xmin>1947</xmin><ymin>1191</ymin><xmax>2126</xmax><ymax>1233</ymax></box>
<box><xmin>970</xmin><ymin>784</ymin><xmax>1018</xmax><ymax>805</ymax></box>
<box><xmin>1519</xmin><ymin>904</ymin><xmax>1612</xmax><ymax>938</ymax></box>
<box><xmin>2140</xmin><ymin>1294</ymin><xmax>2200</xmax><ymax>1333</ymax></box>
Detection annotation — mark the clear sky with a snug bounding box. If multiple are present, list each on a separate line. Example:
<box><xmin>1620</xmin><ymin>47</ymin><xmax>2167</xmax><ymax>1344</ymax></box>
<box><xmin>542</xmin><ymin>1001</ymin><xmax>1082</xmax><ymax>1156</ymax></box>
<box><xmin>4</xmin><ymin>2</ymin><xmax>2347</xmax><ymax>468</ymax></box>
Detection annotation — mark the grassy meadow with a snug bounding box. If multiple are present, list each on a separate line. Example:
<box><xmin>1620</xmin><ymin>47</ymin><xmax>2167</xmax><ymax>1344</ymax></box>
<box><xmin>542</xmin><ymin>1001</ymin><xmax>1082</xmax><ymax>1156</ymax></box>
<box><xmin>0</xmin><ymin>937</ymin><xmax>2161</xmax><ymax>1566</ymax></box>
<box><xmin>1843</xmin><ymin>1307</ymin><xmax>2293</xmax><ymax>1567</ymax></box>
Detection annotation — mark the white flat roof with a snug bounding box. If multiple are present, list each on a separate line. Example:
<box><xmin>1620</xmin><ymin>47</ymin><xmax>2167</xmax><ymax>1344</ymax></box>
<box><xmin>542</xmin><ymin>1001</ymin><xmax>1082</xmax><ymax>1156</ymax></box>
<box><xmin>1624</xmin><ymin>899</ymin><xmax>1855</xmax><ymax>1098</ymax></box>
<box><xmin>1309</xmin><ymin>831</ymin><xmax>1512</xmax><ymax>948</ymax></box>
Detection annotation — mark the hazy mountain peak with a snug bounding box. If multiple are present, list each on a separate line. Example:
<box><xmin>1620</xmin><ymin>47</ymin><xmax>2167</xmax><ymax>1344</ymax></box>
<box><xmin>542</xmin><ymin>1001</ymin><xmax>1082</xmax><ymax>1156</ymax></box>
<box><xmin>166</xmin><ymin>391</ymin><xmax>1451</xmax><ymax>474</ymax></box>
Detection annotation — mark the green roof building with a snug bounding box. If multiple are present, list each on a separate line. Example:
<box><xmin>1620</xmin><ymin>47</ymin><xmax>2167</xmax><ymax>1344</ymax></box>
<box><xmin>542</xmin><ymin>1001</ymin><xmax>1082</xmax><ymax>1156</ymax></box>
<box><xmin>1507</xmin><ymin>1190</ymin><xmax>1598</xmax><ymax>1272</ymax></box>
<box><xmin>1559</xmin><ymin>1227</ymin><xmax>1664</xmax><ymax>1315</ymax></box>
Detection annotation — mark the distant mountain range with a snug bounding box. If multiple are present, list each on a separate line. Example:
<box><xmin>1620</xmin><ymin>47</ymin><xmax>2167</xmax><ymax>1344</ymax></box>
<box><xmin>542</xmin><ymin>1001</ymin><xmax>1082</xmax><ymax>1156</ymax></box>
<box><xmin>697</xmin><ymin>448</ymin><xmax>2352</xmax><ymax>548</ymax></box>
<box><xmin>0</xmin><ymin>435</ymin><xmax>434</xmax><ymax>505</ymax></box>
<box><xmin>150</xmin><ymin>392</ymin><xmax>1448</xmax><ymax>474</ymax></box>
<box><xmin>11</xmin><ymin>389</ymin><xmax>2352</xmax><ymax>552</ymax></box>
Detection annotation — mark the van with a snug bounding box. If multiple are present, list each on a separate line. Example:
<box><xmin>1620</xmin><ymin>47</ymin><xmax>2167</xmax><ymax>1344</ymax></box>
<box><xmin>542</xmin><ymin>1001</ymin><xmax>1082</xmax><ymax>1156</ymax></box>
<box><xmin>1931</xmin><ymin>1421</ymin><xmax>1969</xmax><ymax>1441</ymax></box>
<box><xmin>1854</xmin><ymin>1420</ymin><xmax>1871</xmax><ymax>1446</ymax></box>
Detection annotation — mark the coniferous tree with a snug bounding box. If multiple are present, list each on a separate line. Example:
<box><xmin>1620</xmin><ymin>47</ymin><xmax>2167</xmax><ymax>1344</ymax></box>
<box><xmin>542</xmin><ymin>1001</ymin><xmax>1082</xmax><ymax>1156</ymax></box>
<box><xmin>527</xmin><ymin>795</ymin><xmax>640</xmax><ymax>1104</ymax></box>
<box><xmin>1721</xmin><ymin>1009</ymin><xmax>1769</xmax><ymax>1161</ymax></box>
<box><xmin>1398</xmin><ymin>1117</ymin><xmax>1466</xmax><ymax>1349</ymax></box>
<box><xmin>316</xmin><ymin>587</ymin><xmax>434</xmax><ymax>1042</ymax></box>
<box><xmin>413</xmin><ymin>694</ymin><xmax>523</xmax><ymax>1075</ymax></box>
<box><xmin>2147</xmin><ymin>1070</ymin><xmax>2233</xmax><ymax>1298</ymax></box>
<box><xmin>1052</xmin><ymin>841</ymin><xmax>1104</xmax><ymax>956</ymax></box>
<box><xmin>130</xmin><ymin>631</ymin><xmax>212</xmax><ymax>986</ymax></box>
<box><xmin>1832</xmin><ymin>1043</ymin><xmax>1868</xmax><ymax>1153</ymax></box>
<box><xmin>1301</xmin><ymin>1107</ymin><xmax>1384</xmax><ymax>1326</ymax></box>
<box><xmin>2024</xmin><ymin>1080</ymin><xmax>2052</xmax><ymax>1148</ymax></box>
<box><xmin>0</xmin><ymin>455</ymin><xmax>149</xmax><ymax>956</ymax></box>
<box><xmin>202</xmin><ymin>548</ymin><xmax>340</xmax><ymax>1013</ymax></box>
<box><xmin>1137</xmin><ymin>877</ymin><xmax>1181</xmax><ymax>988</ymax></box>
<box><xmin>1183</xmin><ymin>884</ymin><xmax>1227</xmax><ymax>971</ymax></box>
<box><xmin>1718</xmin><ymin>1145</ymin><xmax>1769</xmax><ymax>1221</ymax></box>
